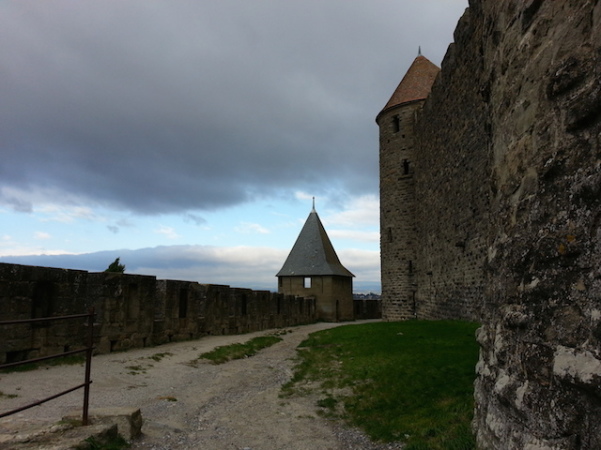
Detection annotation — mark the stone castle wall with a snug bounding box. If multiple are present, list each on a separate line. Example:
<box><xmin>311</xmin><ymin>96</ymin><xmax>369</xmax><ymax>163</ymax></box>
<box><xmin>412</xmin><ymin>4</ymin><xmax>491</xmax><ymax>322</ymax></box>
<box><xmin>401</xmin><ymin>0</ymin><xmax>601</xmax><ymax>447</ymax></box>
<box><xmin>474</xmin><ymin>1</ymin><xmax>601</xmax><ymax>448</ymax></box>
<box><xmin>0</xmin><ymin>262</ymin><xmax>322</xmax><ymax>363</ymax></box>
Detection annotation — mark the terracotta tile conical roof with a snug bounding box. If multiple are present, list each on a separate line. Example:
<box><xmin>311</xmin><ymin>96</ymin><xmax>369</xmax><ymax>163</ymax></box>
<box><xmin>276</xmin><ymin>207</ymin><xmax>354</xmax><ymax>278</ymax></box>
<box><xmin>377</xmin><ymin>55</ymin><xmax>440</xmax><ymax>120</ymax></box>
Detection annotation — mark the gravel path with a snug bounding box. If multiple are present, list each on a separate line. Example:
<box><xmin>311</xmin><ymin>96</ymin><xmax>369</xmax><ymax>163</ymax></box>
<box><xmin>0</xmin><ymin>321</ymin><xmax>403</xmax><ymax>449</ymax></box>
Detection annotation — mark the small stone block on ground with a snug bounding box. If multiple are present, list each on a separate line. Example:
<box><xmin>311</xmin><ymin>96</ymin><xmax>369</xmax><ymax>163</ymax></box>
<box><xmin>63</xmin><ymin>407</ymin><xmax>143</xmax><ymax>440</ymax></box>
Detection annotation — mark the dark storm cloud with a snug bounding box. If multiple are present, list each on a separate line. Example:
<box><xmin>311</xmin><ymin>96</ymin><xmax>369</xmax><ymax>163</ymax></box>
<box><xmin>0</xmin><ymin>0</ymin><xmax>466</xmax><ymax>214</ymax></box>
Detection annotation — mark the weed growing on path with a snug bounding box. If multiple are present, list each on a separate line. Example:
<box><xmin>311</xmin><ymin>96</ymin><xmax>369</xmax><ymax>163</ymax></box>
<box><xmin>0</xmin><ymin>390</ymin><xmax>18</xmax><ymax>399</ymax></box>
<box><xmin>148</xmin><ymin>352</ymin><xmax>173</xmax><ymax>362</ymax></box>
<box><xmin>198</xmin><ymin>335</ymin><xmax>283</xmax><ymax>364</ymax></box>
<box><xmin>84</xmin><ymin>434</ymin><xmax>130</xmax><ymax>449</ymax></box>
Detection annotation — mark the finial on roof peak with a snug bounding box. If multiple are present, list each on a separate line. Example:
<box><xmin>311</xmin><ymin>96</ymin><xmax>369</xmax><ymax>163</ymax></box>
<box><xmin>312</xmin><ymin>197</ymin><xmax>316</xmax><ymax>212</ymax></box>
<box><xmin>418</xmin><ymin>46</ymin><xmax>422</xmax><ymax>56</ymax></box>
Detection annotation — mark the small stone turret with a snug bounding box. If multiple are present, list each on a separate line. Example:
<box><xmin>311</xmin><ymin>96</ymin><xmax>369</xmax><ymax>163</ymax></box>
<box><xmin>276</xmin><ymin>203</ymin><xmax>354</xmax><ymax>321</ymax></box>
<box><xmin>376</xmin><ymin>54</ymin><xmax>439</xmax><ymax>320</ymax></box>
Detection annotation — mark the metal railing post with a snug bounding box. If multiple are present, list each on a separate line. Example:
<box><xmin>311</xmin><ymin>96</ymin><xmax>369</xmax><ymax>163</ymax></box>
<box><xmin>82</xmin><ymin>307</ymin><xmax>94</xmax><ymax>425</ymax></box>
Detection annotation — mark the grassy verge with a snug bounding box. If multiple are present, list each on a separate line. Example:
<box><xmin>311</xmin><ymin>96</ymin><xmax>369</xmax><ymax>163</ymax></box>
<box><xmin>282</xmin><ymin>321</ymin><xmax>480</xmax><ymax>450</ymax></box>
<box><xmin>84</xmin><ymin>434</ymin><xmax>130</xmax><ymax>449</ymax></box>
<box><xmin>0</xmin><ymin>390</ymin><xmax>18</xmax><ymax>399</ymax></box>
<box><xmin>1</xmin><ymin>354</ymin><xmax>86</xmax><ymax>373</ymax></box>
<box><xmin>199</xmin><ymin>335</ymin><xmax>283</xmax><ymax>364</ymax></box>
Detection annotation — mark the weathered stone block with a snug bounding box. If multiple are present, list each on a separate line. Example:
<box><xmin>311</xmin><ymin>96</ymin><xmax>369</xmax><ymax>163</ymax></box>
<box><xmin>64</xmin><ymin>407</ymin><xmax>143</xmax><ymax>441</ymax></box>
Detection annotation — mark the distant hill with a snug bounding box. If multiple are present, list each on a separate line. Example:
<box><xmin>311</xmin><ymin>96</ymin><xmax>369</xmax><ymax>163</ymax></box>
<box><xmin>353</xmin><ymin>292</ymin><xmax>381</xmax><ymax>300</ymax></box>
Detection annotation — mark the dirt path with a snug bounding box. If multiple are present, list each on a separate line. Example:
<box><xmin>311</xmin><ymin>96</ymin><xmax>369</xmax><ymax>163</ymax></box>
<box><xmin>0</xmin><ymin>321</ymin><xmax>401</xmax><ymax>449</ymax></box>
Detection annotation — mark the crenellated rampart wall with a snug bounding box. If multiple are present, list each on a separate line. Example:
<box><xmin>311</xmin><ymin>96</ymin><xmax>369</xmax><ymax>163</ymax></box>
<box><xmin>0</xmin><ymin>262</ymin><xmax>326</xmax><ymax>362</ymax></box>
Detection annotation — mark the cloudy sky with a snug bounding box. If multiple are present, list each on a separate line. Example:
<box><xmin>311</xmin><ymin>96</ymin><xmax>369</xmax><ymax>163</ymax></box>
<box><xmin>0</xmin><ymin>0</ymin><xmax>467</xmax><ymax>292</ymax></box>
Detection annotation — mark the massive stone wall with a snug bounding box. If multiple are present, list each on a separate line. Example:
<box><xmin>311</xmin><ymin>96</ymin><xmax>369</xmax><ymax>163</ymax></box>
<box><xmin>414</xmin><ymin>5</ymin><xmax>491</xmax><ymax>322</ymax></box>
<box><xmin>411</xmin><ymin>0</ymin><xmax>601</xmax><ymax>447</ymax></box>
<box><xmin>477</xmin><ymin>1</ymin><xmax>601</xmax><ymax>448</ymax></box>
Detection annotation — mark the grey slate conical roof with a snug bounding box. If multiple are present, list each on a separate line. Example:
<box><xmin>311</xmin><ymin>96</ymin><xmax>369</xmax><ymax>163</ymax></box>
<box><xmin>276</xmin><ymin>207</ymin><xmax>354</xmax><ymax>278</ymax></box>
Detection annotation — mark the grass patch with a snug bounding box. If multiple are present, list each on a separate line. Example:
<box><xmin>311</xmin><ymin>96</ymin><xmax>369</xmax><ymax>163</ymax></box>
<box><xmin>199</xmin><ymin>335</ymin><xmax>283</xmax><ymax>364</ymax></box>
<box><xmin>58</xmin><ymin>418</ymin><xmax>83</xmax><ymax>427</ymax></box>
<box><xmin>84</xmin><ymin>434</ymin><xmax>130</xmax><ymax>449</ymax></box>
<box><xmin>283</xmin><ymin>321</ymin><xmax>480</xmax><ymax>449</ymax></box>
<box><xmin>0</xmin><ymin>391</ymin><xmax>18</xmax><ymax>399</ymax></box>
<box><xmin>0</xmin><ymin>362</ymin><xmax>41</xmax><ymax>373</ymax></box>
<box><xmin>148</xmin><ymin>352</ymin><xmax>173</xmax><ymax>362</ymax></box>
<box><xmin>316</xmin><ymin>396</ymin><xmax>338</xmax><ymax>409</ymax></box>
<box><xmin>125</xmin><ymin>364</ymin><xmax>149</xmax><ymax>375</ymax></box>
<box><xmin>1</xmin><ymin>354</ymin><xmax>86</xmax><ymax>373</ymax></box>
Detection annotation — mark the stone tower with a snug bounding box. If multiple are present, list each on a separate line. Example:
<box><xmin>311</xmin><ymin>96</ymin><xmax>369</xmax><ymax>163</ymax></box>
<box><xmin>376</xmin><ymin>54</ymin><xmax>439</xmax><ymax>320</ymax></box>
<box><xmin>276</xmin><ymin>203</ymin><xmax>354</xmax><ymax>321</ymax></box>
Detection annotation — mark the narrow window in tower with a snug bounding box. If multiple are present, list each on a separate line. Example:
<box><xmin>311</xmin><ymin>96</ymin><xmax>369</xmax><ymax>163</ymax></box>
<box><xmin>408</xmin><ymin>260</ymin><xmax>413</xmax><ymax>274</ymax></box>
<box><xmin>387</xmin><ymin>227</ymin><xmax>393</xmax><ymax>242</ymax></box>
<box><xmin>304</xmin><ymin>277</ymin><xmax>312</xmax><ymax>288</ymax></box>
<box><xmin>403</xmin><ymin>159</ymin><xmax>410</xmax><ymax>175</ymax></box>
<box><xmin>392</xmin><ymin>115</ymin><xmax>400</xmax><ymax>133</ymax></box>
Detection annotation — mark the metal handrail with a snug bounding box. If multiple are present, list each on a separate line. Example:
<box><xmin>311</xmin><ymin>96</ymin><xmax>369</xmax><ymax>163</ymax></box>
<box><xmin>0</xmin><ymin>308</ymin><xmax>95</xmax><ymax>425</ymax></box>
<box><xmin>1</xmin><ymin>312</ymin><xmax>92</xmax><ymax>325</ymax></box>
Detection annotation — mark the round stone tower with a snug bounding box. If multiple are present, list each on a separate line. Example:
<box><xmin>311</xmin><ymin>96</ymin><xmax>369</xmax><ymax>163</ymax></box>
<box><xmin>376</xmin><ymin>54</ymin><xmax>439</xmax><ymax>321</ymax></box>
